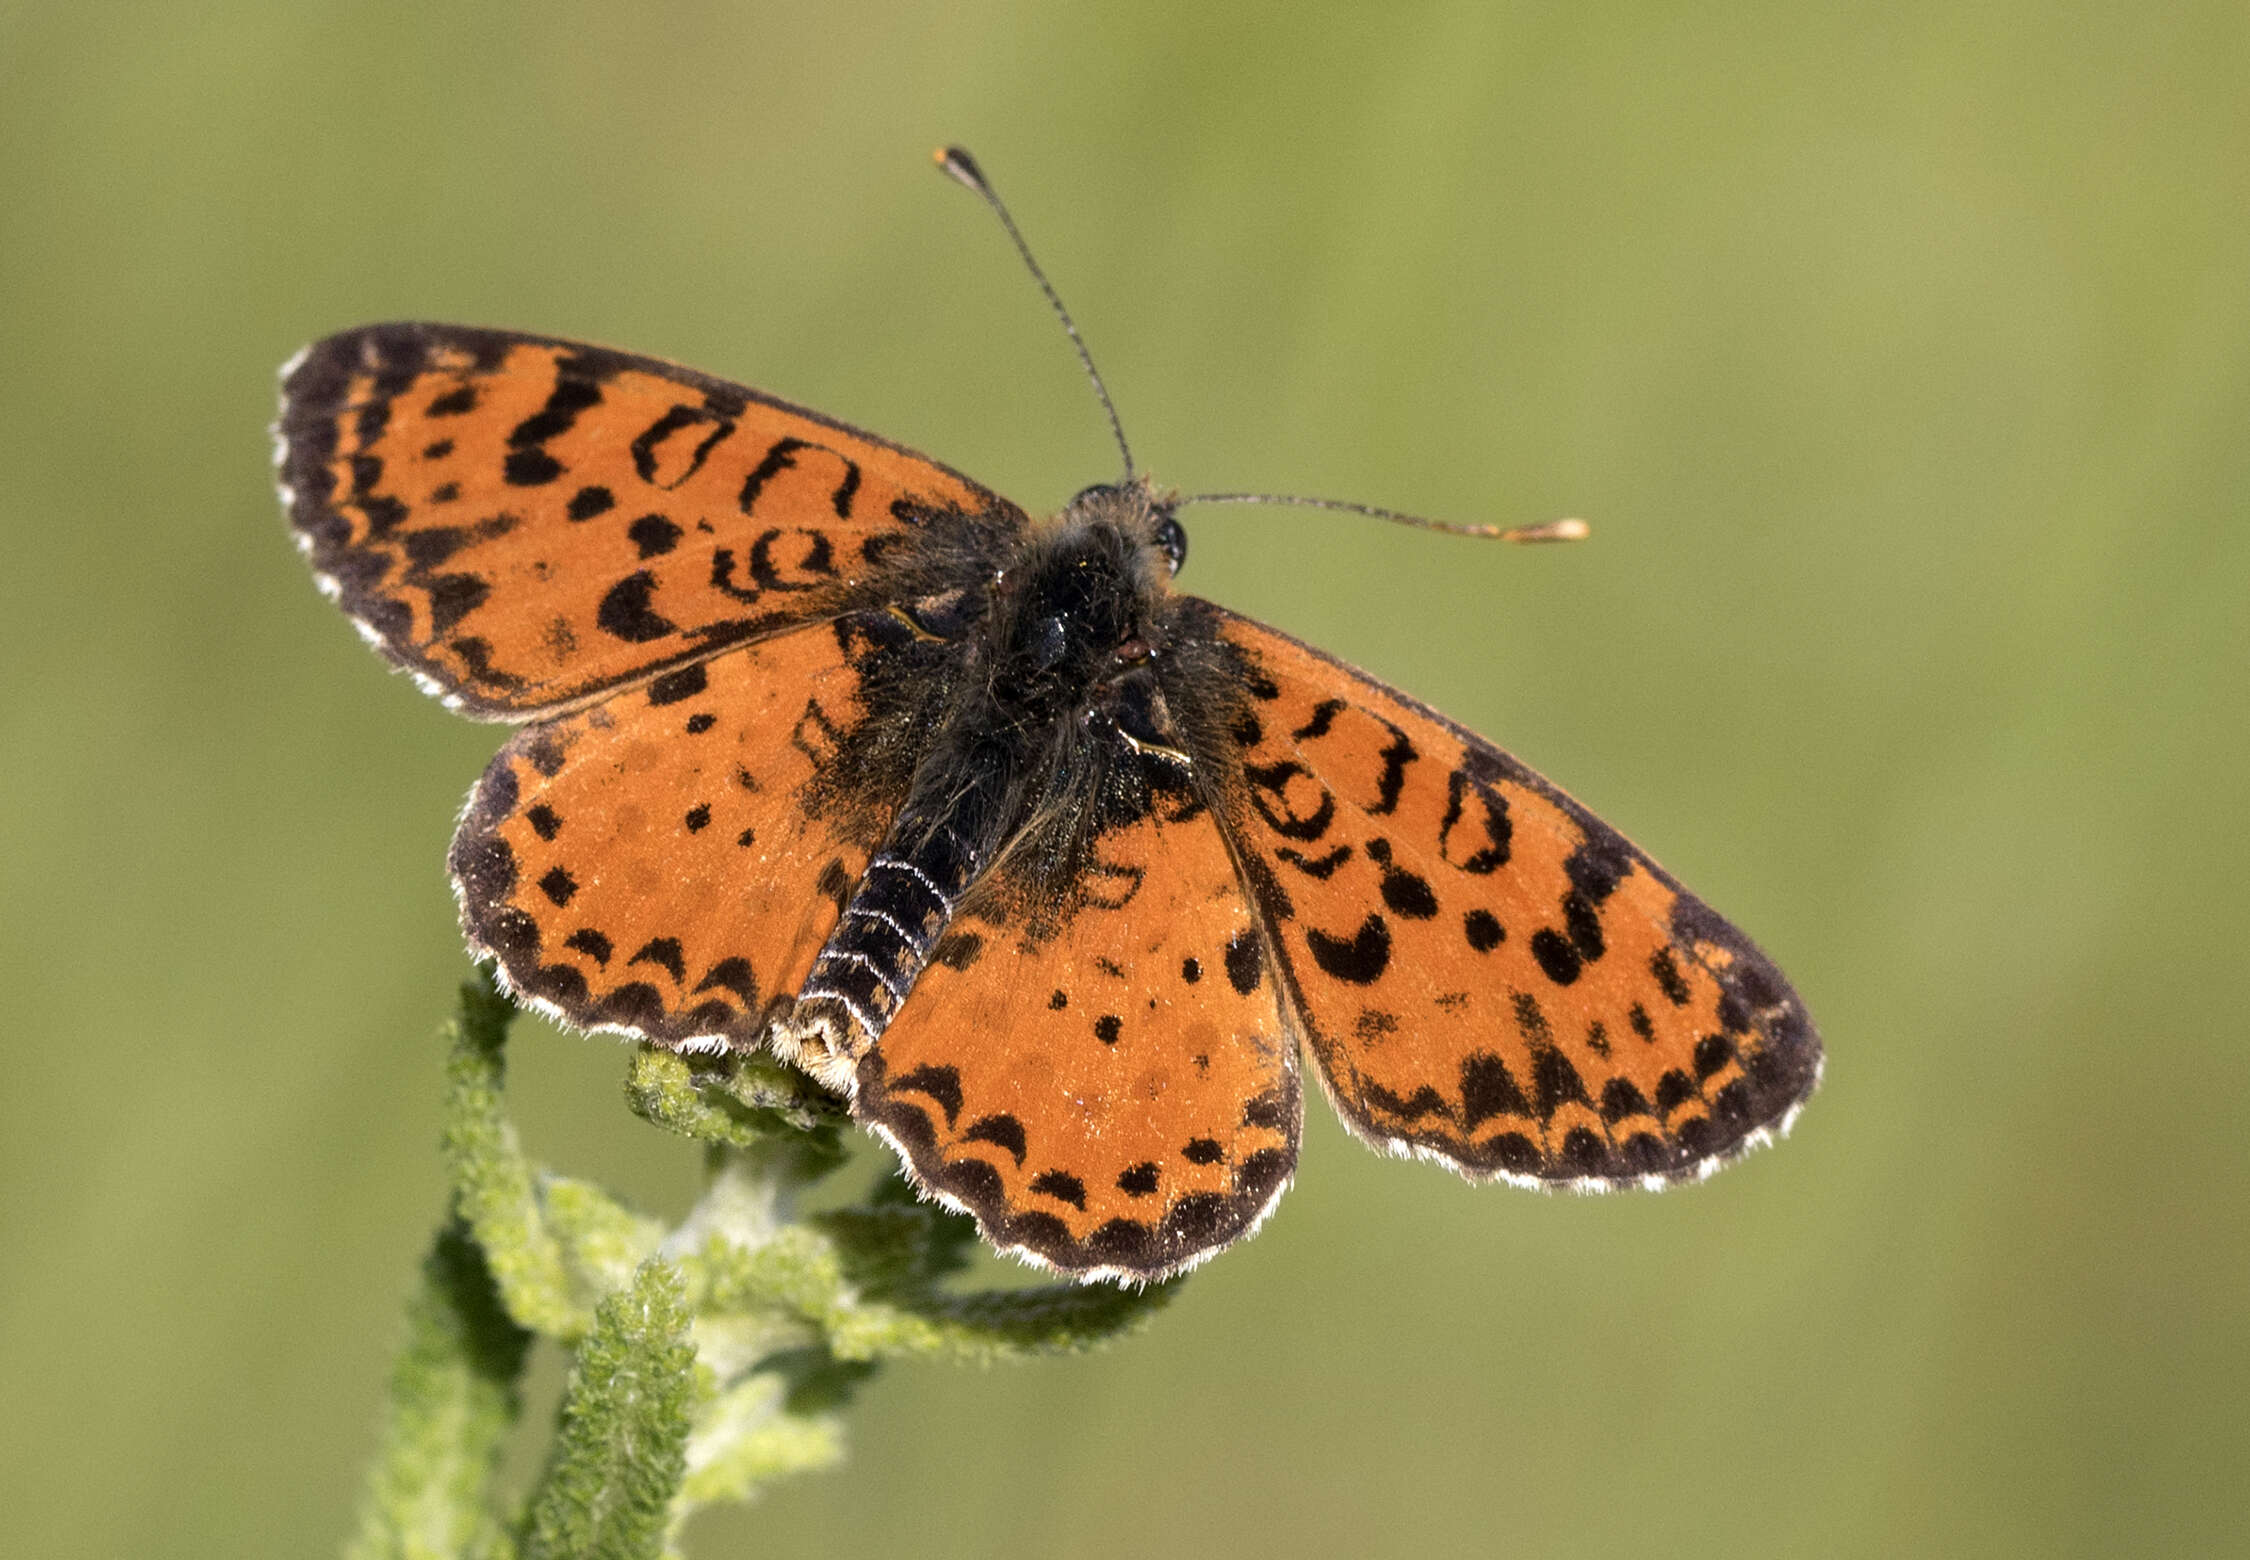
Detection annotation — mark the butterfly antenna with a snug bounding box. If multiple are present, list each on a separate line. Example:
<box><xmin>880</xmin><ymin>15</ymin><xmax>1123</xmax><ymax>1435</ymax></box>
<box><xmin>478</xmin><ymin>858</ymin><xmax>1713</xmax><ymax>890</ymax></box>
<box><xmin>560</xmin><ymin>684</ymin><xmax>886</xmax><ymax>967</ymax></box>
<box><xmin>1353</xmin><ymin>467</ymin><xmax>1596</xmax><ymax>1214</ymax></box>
<box><xmin>1182</xmin><ymin>491</ymin><xmax>1590</xmax><ymax>544</ymax></box>
<box><xmin>935</xmin><ymin>145</ymin><xmax>1136</xmax><ymax>480</ymax></box>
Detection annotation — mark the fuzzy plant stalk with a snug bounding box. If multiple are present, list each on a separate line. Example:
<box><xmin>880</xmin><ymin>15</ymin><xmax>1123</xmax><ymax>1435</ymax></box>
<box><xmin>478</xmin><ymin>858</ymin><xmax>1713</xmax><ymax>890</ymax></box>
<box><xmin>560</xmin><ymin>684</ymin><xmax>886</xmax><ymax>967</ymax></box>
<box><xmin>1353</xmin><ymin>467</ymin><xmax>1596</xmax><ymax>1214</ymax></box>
<box><xmin>345</xmin><ymin>972</ymin><xmax>1175</xmax><ymax>1560</ymax></box>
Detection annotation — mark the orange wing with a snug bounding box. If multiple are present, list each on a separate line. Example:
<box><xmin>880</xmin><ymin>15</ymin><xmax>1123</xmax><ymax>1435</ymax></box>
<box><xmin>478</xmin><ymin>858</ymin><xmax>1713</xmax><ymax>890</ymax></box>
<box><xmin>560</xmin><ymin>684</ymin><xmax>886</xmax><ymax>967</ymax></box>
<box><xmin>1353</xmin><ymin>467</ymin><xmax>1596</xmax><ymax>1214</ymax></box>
<box><xmin>1208</xmin><ymin>611</ymin><xmax>1820</xmax><ymax>1189</ymax></box>
<box><xmin>277</xmin><ymin>323</ymin><xmax>1023</xmax><ymax>716</ymax></box>
<box><xmin>448</xmin><ymin>612</ymin><xmax>920</xmax><ymax>1049</ymax></box>
<box><xmin>853</xmin><ymin>791</ymin><xmax>1300</xmax><ymax>1282</ymax></box>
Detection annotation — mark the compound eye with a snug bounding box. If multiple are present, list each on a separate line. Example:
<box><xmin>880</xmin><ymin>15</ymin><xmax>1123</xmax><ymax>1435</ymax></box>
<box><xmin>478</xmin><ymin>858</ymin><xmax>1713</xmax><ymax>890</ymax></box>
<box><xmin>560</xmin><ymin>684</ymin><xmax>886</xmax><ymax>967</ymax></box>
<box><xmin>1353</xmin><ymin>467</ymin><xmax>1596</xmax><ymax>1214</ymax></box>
<box><xmin>1070</xmin><ymin>482</ymin><xmax>1118</xmax><ymax>509</ymax></box>
<box><xmin>1153</xmin><ymin>512</ymin><xmax>1188</xmax><ymax>575</ymax></box>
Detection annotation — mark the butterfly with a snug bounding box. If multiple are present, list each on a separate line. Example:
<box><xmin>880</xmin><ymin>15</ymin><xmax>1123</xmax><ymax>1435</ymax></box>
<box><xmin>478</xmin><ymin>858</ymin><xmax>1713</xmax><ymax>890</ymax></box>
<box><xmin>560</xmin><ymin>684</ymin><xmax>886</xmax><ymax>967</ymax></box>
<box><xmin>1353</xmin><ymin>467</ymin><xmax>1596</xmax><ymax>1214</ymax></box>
<box><xmin>277</xmin><ymin>148</ymin><xmax>1819</xmax><ymax>1285</ymax></box>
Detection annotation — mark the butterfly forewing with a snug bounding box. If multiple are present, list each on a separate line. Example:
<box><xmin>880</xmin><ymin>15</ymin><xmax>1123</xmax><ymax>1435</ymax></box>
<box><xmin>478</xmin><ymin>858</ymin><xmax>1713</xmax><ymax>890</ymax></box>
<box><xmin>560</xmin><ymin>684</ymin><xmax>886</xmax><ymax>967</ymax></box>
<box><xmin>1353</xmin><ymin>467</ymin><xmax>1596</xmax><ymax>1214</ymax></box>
<box><xmin>277</xmin><ymin>323</ymin><xmax>1024</xmax><ymax>715</ymax></box>
<box><xmin>854</xmin><ymin>792</ymin><xmax>1301</xmax><ymax>1281</ymax></box>
<box><xmin>449</xmin><ymin>612</ymin><xmax>928</xmax><ymax>1048</ymax></box>
<box><xmin>1207</xmin><ymin>611</ymin><xmax>1821</xmax><ymax>1188</ymax></box>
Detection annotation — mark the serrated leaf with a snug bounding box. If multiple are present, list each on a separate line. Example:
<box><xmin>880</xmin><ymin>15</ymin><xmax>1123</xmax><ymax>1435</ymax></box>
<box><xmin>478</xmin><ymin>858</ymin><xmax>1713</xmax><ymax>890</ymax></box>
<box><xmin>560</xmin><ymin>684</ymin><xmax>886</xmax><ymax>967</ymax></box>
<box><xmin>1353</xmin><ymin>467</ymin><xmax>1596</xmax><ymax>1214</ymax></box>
<box><xmin>519</xmin><ymin>1261</ymin><xmax>697</xmax><ymax>1560</ymax></box>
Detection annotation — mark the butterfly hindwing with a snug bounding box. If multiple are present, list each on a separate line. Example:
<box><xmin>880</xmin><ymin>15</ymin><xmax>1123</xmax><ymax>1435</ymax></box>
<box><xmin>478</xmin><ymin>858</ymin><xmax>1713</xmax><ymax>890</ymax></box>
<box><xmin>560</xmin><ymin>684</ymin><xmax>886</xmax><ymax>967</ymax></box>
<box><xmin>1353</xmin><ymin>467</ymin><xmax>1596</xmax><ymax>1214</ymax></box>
<box><xmin>449</xmin><ymin>610</ymin><xmax>940</xmax><ymax>1048</ymax></box>
<box><xmin>1208</xmin><ymin>610</ymin><xmax>1821</xmax><ymax>1188</ymax></box>
<box><xmin>853</xmin><ymin>776</ymin><xmax>1301</xmax><ymax>1282</ymax></box>
<box><xmin>277</xmin><ymin>323</ymin><xmax>1025</xmax><ymax>715</ymax></box>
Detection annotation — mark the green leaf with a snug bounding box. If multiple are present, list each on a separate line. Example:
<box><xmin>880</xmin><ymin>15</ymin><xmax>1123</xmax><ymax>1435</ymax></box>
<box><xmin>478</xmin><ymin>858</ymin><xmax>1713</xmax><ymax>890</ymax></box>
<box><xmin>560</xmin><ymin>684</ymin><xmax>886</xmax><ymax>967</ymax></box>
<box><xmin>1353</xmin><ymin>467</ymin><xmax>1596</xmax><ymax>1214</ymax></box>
<box><xmin>624</xmin><ymin>1045</ymin><xmax>848</xmax><ymax>1170</ymax></box>
<box><xmin>818</xmin><ymin>1204</ymin><xmax>1180</xmax><ymax>1361</ymax></box>
<box><xmin>539</xmin><ymin>1174</ymin><xmax>667</xmax><ymax>1299</ymax></box>
<box><xmin>345</xmin><ymin>1221</ymin><xmax>532</xmax><ymax>1560</ymax></box>
<box><xmin>677</xmin><ymin>1365</ymin><xmax>851</xmax><ymax>1508</ymax></box>
<box><xmin>519</xmin><ymin>1260</ymin><xmax>698</xmax><ymax>1560</ymax></box>
<box><xmin>681</xmin><ymin>1203</ymin><xmax>1177</xmax><ymax>1365</ymax></box>
<box><xmin>871</xmin><ymin>1278</ymin><xmax>1181</xmax><ymax>1360</ymax></box>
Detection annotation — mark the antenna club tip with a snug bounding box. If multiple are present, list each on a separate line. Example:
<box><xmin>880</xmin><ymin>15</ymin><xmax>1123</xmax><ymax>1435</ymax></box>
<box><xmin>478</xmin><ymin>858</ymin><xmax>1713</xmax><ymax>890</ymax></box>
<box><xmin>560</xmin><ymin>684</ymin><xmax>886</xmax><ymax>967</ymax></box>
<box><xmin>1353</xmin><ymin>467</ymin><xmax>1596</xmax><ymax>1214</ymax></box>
<box><xmin>1502</xmin><ymin>517</ymin><xmax>1591</xmax><ymax>544</ymax></box>
<box><xmin>934</xmin><ymin>145</ymin><xmax>986</xmax><ymax>190</ymax></box>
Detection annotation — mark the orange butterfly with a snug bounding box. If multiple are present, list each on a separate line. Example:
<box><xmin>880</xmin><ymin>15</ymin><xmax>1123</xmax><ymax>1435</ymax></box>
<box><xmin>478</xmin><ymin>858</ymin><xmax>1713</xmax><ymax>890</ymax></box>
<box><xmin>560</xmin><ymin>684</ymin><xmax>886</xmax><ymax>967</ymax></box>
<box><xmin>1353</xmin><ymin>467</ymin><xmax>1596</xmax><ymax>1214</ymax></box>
<box><xmin>278</xmin><ymin>148</ymin><xmax>1819</xmax><ymax>1283</ymax></box>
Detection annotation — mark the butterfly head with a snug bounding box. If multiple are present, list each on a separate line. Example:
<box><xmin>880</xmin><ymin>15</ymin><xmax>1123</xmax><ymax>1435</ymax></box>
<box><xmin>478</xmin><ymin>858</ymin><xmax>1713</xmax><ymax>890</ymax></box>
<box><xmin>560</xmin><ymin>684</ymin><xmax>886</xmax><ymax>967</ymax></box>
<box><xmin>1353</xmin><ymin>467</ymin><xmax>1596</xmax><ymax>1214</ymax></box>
<box><xmin>977</xmin><ymin>477</ymin><xmax>1188</xmax><ymax>718</ymax></box>
<box><xmin>1064</xmin><ymin>476</ymin><xmax>1187</xmax><ymax>579</ymax></box>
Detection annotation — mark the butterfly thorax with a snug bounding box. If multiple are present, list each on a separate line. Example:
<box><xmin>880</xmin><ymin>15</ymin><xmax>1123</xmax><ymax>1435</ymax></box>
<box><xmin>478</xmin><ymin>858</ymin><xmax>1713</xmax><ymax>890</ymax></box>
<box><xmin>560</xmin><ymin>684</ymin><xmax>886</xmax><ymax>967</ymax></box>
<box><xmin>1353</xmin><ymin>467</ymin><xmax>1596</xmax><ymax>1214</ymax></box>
<box><xmin>988</xmin><ymin>487</ymin><xmax>1178</xmax><ymax>694</ymax></box>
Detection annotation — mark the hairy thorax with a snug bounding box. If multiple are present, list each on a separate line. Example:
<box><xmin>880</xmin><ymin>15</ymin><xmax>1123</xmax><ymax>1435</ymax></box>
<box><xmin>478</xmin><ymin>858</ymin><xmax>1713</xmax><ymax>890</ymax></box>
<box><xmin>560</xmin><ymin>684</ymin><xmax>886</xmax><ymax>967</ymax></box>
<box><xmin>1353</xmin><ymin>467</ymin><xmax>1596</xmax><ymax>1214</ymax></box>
<box><xmin>780</xmin><ymin>480</ymin><xmax>1228</xmax><ymax>1082</ymax></box>
<box><xmin>916</xmin><ymin>484</ymin><xmax>1199</xmax><ymax>896</ymax></box>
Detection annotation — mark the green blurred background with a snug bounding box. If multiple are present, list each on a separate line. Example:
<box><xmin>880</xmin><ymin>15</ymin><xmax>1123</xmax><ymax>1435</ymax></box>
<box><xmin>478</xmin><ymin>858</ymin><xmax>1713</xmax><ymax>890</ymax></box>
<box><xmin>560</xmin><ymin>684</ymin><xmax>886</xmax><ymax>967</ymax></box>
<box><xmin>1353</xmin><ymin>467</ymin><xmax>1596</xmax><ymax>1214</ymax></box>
<box><xmin>4</xmin><ymin>4</ymin><xmax>2246</xmax><ymax>1556</ymax></box>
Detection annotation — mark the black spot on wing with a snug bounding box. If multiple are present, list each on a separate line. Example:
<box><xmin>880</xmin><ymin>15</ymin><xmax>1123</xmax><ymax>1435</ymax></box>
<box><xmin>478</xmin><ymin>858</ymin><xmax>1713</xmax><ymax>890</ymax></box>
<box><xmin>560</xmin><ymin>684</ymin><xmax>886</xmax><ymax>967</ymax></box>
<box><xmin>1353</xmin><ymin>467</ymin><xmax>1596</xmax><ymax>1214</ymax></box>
<box><xmin>564</xmin><ymin>928</ymin><xmax>612</xmax><ymax>965</ymax></box>
<box><xmin>523</xmin><ymin>733</ymin><xmax>566</xmax><ymax>777</ymax></box>
<box><xmin>647</xmin><ymin>663</ymin><xmax>708</xmax><ymax>705</ymax></box>
<box><xmin>1695</xmin><ymin>1032</ymin><xmax>1736</xmax><ymax>1079</ymax></box>
<box><xmin>1029</xmin><ymin>1170</ymin><xmax>1087</xmax><ymax>1210</ymax></box>
<box><xmin>628</xmin><ymin>937</ymin><xmax>687</xmax><ymax>984</ymax></box>
<box><xmin>1305</xmin><ymin>913</ymin><xmax>1391</xmax><ymax>985</ymax></box>
<box><xmin>962</xmin><ymin>1113</ymin><xmax>1029</xmax><ymax>1166</ymax></box>
<box><xmin>1530</xmin><ymin>1045</ymin><xmax>1589</xmax><ymax>1121</ymax></box>
<box><xmin>629</xmin><ymin>513</ymin><xmax>683</xmax><ymax>558</ymax></box>
<box><xmin>1244</xmin><ymin>760</ymin><xmax>1335</xmax><ymax>841</ymax></box>
<box><xmin>594</xmin><ymin>981</ymin><xmax>664</xmax><ymax>1030</ymax></box>
<box><xmin>1437</xmin><ymin>769</ymin><xmax>1511</xmax><ymax>874</ymax></box>
<box><xmin>1366</xmin><ymin>839</ymin><xmax>1437</xmax><ymax>919</ymax></box>
<box><xmin>1363</xmin><ymin>1080</ymin><xmax>1448</xmax><ymax>1123</ymax></box>
<box><xmin>1277</xmin><ymin>844</ymin><xmax>1351</xmax><ymax>880</ymax></box>
<box><xmin>1368</xmin><ymin>722</ymin><xmax>1415</xmax><ymax>815</ymax></box>
<box><xmin>1292</xmin><ymin>699</ymin><xmax>1345</xmax><ymax>740</ymax></box>
<box><xmin>1224</xmin><ymin>931</ymin><xmax>1263</xmax><ymax>994</ymax></box>
<box><xmin>1557</xmin><ymin>1127</ymin><xmax>1610</xmax><ymax>1176</ymax></box>
<box><xmin>1460</xmin><ymin>1053</ymin><xmax>1532</xmax><ymax>1130</ymax></box>
<box><xmin>1530</xmin><ymin>927</ymin><xmax>1582</xmax><ymax>985</ymax></box>
<box><xmin>694</xmin><ymin>957</ymin><xmax>757</xmax><ymax>1004</ymax></box>
<box><xmin>1479</xmin><ymin>1132</ymin><xmax>1543</xmax><ymax>1177</ymax></box>
<box><xmin>1600</xmin><ymin>1078</ymin><xmax>1651</xmax><ymax>1123</ymax></box>
<box><xmin>738</xmin><ymin>437</ymin><xmax>808</xmax><ymax>514</ymax></box>
<box><xmin>1512</xmin><ymin>991</ymin><xmax>1554</xmax><ymax>1047</ymax></box>
<box><xmin>1564</xmin><ymin>827</ymin><xmax>1636</xmax><ymax>904</ymax></box>
<box><xmin>1649</xmin><ymin>946</ymin><xmax>1693</xmax><ymax>1006</ymax></box>
<box><xmin>1463</xmin><ymin>908</ymin><xmax>1503</xmax><ymax>951</ymax></box>
<box><xmin>892</xmin><ymin>1064</ymin><xmax>964</xmax><ymax>1129</ymax></box>
<box><xmin>1563</xmin><ymin>890</ymin><xmax>1605</xmax><ymax>961</ymax></box>
<box><xmin>404</xmin><ymin>526</ymin><xmax>469</xmax><ymax>572</ymax></box>
<box><xmin>508</xmin><ymin>372</ymin><xmax>601</xmax><ymax>449</ymax></box>
<box><xmin>426</xmin><ymin>573</ymin><xmax>491</xmax><ymax>636</ymax></box>
<box><xmin>503</xmin><ymin>448</ymin><xmax>564</xmax><ymax>486</ymax></box>
<box><xmin>596</xmin><ymin>571</ymin><xmax>676</xmax><ymax>642</ymax></box>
